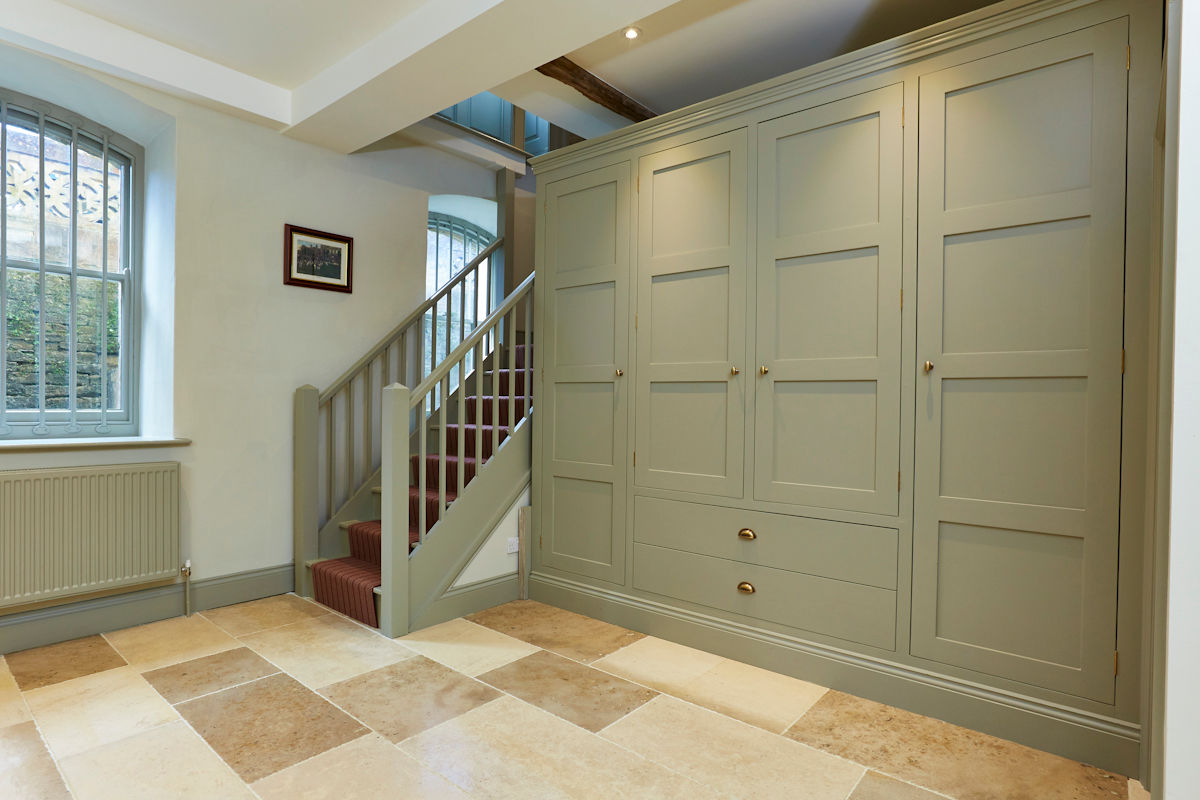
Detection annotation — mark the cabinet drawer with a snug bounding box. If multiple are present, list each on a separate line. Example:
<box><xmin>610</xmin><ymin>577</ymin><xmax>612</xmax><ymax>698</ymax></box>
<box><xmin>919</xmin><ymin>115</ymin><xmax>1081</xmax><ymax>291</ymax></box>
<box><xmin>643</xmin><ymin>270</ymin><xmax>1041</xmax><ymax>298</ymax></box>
<box><xmin>633</xmin><ymin>543</ymin><xmax>896</xmax><ymax>650</ymax></box>
<box><xmin>633</xmin><ymin>496</ymin><xmax>897</xmax><ymax>589</ymax></box>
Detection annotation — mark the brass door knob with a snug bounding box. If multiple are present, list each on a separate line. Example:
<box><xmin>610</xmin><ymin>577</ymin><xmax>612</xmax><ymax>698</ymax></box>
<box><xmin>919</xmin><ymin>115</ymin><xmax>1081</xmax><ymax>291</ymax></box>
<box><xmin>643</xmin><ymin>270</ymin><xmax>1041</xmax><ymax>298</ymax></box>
<box><xmin>923</xmin><ymin>361</ymin><xmax>934</xmax><ymax>374</ymax></box>
<box><xmin>737</xmin><ymin>528</ymin><xmax>757</xmax><ymax>540</ymax></box>
<box><xmin>759</xmin><ymin>365</ymin><xmax>769</xmax><ymax>375</ymax></box>
<box><xmin>615</xmin><ymin>369</ymin><xmax>624</xmax><ymax>377</ymax></box>
<box><xmin>737</xmin><ymin>581</ymin><xmax>756</xmax><ymax>594</ymax></box>
<box><xmin>730</xmin><ymin>366</ymin><xmax>741</xmax><ymax>376</ymax></box>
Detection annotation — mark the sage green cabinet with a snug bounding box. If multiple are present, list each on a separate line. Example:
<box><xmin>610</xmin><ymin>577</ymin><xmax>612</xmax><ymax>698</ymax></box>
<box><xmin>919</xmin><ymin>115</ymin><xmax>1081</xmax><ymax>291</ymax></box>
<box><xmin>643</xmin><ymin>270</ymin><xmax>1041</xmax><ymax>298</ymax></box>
<box><xmin>910</xmin><ymin>19</ymin><xmax>1128</xmax><ymax>702</ymax></box>
<box><xmin>634</xmin><ymin>130</ymin><xmax>749</xmax><ymax>497</ymax></box>
<box><xmin>753</xmin><ymin>84</ymin><xmax>904</xmax><ymax>515</ymax></box>
<box><xmin>537</xmin><ymin>163</ymin><xmax>631</xmax><ymax>584</ymax></box>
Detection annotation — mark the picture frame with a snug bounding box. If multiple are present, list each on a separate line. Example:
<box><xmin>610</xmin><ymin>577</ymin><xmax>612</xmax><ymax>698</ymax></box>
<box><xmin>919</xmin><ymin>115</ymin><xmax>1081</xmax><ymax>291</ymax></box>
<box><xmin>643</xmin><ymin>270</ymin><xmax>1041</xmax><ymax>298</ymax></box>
<box><xmin>283</xmin><ymin>224</ymin><xmax>353</xmax><ymax>293</ymax></box>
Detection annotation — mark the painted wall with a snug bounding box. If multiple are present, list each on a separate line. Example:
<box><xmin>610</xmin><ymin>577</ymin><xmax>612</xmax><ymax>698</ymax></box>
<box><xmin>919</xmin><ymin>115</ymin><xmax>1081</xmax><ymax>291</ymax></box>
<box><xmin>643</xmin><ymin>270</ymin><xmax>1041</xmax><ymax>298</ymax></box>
<box><xmin>1163</xmin><ymin>0</ymin><xmax>1200</xmax><ymax>796</ymax></box>
<box><xmin>451</xmin><ymin>485</ymin><xmax>529</xmax><ymax>588</ymax></box>
<box><xmin>0</xmin><ymin>45</ymin><xmax>498</xmax><ymax>581</ymax></box>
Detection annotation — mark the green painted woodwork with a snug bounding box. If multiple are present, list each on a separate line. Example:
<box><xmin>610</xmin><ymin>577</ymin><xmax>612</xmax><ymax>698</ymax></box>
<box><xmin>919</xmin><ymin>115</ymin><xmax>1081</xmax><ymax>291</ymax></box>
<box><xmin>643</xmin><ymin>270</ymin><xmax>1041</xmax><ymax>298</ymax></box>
<box><xmin>753</xmin><ymin>84</ymin><xmax>904</xmax><ymax>515</ymax></box>
<box><xmin>537</xmin><ymin>163</ymin><xmax>631</xmax><ymax>584</ymax></box>
<box><xmin>634</xmin><ymin>130</ymin><xmax>749</xmax><ymax>497</ymax></box>
<box><xmin>910</xmin><ymin>18</ymin><xmax>1129</xmax><ymax>704</ymax></box>
<box><xmin>633</xmin><ymin>495</ymin><xmax>897</xmax><ymax>589</ymax></box>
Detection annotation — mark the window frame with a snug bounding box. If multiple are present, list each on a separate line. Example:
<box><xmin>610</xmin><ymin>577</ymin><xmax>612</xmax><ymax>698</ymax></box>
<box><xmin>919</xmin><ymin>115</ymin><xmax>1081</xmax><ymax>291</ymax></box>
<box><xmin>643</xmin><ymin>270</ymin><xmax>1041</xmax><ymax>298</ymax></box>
<box><xmin>0</xmin><ymin>86</ymin><xmax>143</xmax><ymax>440</ymax></box>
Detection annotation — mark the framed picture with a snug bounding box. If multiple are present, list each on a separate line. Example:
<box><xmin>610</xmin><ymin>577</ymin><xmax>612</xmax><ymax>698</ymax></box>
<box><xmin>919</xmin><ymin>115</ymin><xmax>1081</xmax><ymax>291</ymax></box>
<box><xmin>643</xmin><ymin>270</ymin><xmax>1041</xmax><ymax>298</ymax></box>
<box><xmin>284</xmin><ymin>224</ymin><xmax>353</xmax><ymax>293</ymax></box>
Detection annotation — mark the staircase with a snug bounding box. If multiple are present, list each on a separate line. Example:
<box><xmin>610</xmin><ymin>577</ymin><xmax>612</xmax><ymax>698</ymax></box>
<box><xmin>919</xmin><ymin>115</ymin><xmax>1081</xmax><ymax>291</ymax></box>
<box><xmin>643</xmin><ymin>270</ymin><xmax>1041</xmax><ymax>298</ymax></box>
<box><xmin>310</xmin><ymin>345</ymin><xmax>532</xmax><ymax>627</ymax></box>
<box><xmin>293</xmin><ymin>238</ymin><xmax>535</xmax><ymax>637</ymax></box>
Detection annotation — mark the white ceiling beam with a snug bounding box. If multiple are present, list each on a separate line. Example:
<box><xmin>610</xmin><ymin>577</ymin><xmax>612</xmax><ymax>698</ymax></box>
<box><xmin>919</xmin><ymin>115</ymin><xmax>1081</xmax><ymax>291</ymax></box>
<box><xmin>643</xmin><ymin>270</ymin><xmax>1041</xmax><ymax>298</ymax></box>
<box><xmin>491</xmin><ymin>71</ymin><xmax>631</xmax><ymax>140</ymax></box>
<box><xmin>0</xmin><ymin>0</ymin><xmax>290</xmax><ymax>126</ymax></box>
<box><xmin>283</xmin><ymin>0</ymin><xmax>678</xmax><ymax>154</ymax></box>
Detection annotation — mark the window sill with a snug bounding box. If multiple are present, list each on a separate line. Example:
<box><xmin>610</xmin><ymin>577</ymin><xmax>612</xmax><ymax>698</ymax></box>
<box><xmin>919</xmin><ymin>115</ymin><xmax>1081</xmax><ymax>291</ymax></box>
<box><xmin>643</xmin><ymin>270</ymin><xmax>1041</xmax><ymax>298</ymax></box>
<box><xmin>0</xmin><ymin>436</ymin><xmax>192</xmax><ymax>453</ymax></box>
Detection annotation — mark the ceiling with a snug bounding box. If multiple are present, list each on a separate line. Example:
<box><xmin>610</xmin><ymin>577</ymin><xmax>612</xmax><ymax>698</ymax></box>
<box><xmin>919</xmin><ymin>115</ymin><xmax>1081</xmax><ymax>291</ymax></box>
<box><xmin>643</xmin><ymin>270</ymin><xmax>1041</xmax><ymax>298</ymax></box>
<box><xmin>3</xmin><ymin>0</ymin><xmax>1005</xmax><ymax>153</ymax></box>
<box><xmin>58</xmin><ymin>0</ymin><xmax>427</xmax><ymax>89</ymax></box>
<box><xmin>566</xmin><ymin>0</ymin><xmax>998</xmax><ymax>115</ymax></box>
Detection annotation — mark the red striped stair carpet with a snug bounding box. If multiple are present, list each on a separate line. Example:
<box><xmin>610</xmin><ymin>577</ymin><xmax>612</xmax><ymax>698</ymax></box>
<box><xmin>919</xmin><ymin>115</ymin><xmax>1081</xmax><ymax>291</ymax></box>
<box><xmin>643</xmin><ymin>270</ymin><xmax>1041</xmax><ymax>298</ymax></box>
<box><xmin>312</xmin><ymin>344</ymin><xmax>531</xmax><ymax>626</ymax></box>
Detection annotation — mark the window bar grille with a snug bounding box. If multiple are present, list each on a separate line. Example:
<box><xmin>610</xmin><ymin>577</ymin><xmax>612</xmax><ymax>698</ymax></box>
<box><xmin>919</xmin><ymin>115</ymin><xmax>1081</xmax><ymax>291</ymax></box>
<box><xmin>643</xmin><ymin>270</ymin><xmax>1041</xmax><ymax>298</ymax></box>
<box><xmin>0</xmin><ymin>102</ymin><xmax>9</xmax><ymax>435</ymax></box>
<box><xmin>97</xmin><ymin>133</ymin><xmax>110</xmax><ymax>433</ymax></box>
<box><xmin>34</xmin><ymin>111</ymin><xmax>48</xmax><ymax>435</ymax></box>
<box><xmin>66</xmin><ymin>123</ymin><xmax>80</xmax><ymax>434</ymax></box>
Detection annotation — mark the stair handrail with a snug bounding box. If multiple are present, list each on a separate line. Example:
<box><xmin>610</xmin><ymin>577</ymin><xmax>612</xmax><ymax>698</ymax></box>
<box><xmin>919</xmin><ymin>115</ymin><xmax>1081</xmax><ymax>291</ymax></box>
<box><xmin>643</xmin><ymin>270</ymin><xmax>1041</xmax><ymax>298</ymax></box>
<box><xmin>319</xmin><ymin>237</ymin><xmax>503</xmax><ymax>404</ymax></box>
<box><xmin>408</xmin><ymin>271</ymin><xmax>533</xmax><ymax>403</ymax></box>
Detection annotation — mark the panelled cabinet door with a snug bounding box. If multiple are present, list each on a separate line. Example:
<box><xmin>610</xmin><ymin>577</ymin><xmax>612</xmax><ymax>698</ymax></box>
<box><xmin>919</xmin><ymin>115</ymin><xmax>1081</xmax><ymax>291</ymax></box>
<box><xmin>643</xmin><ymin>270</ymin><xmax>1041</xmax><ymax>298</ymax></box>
<box><xmin>539</xmin><ymin>163</ymin><xmax>631</xmax><ymax>584</ymax></box>
<box><xmin>754</xmin><ymin>84</ymin><xmax>903</xmax><ymax>515</ymax></box>
<box><xmin>635</xmin><ymin>130</ymin><xmax>749</xmax><ymax>497</ymax></box>
<box><xmin>911</xmin><ymin>20</ymin><xmax>1127</xmax><ymax>702</ymax></box>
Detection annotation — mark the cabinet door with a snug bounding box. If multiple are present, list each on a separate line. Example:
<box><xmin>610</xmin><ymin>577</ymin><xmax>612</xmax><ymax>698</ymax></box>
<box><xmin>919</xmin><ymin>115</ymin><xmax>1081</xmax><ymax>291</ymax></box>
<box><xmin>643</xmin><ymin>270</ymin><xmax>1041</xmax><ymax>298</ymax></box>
<box><xmin>754</xmin><ymin>84</ymin><xmax>904</xmax><ymax>515</ymax></box>
<box><xmin>911</xmin><ymin>20</ymin><xmax>1127</xmax><ymax>701</ymax></box>
<box><xmin>539</xmin><ymin>164</ymin><xmax>631</xmax><ymax>584</ymax></box>
<box><xmin>634</xmin><ymin>130</ymin><xmax>748</xmax><ymax>497</ymax></box>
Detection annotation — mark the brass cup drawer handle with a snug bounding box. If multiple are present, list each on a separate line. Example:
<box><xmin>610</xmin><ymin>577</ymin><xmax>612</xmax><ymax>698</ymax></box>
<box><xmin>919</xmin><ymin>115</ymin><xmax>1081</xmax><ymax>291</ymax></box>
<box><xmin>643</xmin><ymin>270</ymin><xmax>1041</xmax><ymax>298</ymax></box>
<box><xmin>737</xmin><ymin>528</ymin><xmax>757</xmax><ymax>540</ymax></box>
<box><xmin>737</xmin><ymin>581</ymin><xmax>756</xmax><ymax>594</ymax></box>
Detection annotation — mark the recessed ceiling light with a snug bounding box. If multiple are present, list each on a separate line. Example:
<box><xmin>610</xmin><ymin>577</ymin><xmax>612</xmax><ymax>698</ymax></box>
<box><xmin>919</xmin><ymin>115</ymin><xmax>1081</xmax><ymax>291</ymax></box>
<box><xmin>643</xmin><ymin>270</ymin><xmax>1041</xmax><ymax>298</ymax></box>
<box><xmin>623</xmin><ymin>26</ymin><xmax>642</xmax><ymax>40</ymax></box>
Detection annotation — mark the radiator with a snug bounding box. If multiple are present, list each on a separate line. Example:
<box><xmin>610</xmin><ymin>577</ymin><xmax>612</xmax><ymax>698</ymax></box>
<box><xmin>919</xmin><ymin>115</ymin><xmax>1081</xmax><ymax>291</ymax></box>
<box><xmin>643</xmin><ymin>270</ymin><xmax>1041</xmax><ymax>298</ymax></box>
<box><xmin>0</xmin><ymin>462</ymin><xmax>181</xmax><ymax>613</ymax></box>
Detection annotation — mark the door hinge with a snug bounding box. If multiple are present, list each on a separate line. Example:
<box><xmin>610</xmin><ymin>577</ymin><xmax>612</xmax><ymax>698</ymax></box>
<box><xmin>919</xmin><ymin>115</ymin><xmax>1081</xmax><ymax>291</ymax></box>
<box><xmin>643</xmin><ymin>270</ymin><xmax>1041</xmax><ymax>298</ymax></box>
<box><xmin>1114</xmin><ymin>651</ymin><xmax>1119</xmax><ymax>676</ymax></box>
<box><xmin>1126</xmin><ymin>45</ymin><xmax>1130</xmax><ymax>71</ymax></box>
<box><xmin>635</xmin><ymin>313</ymin><xmax>639</xmax><ymax>329</ymax></box>
<box><xmin>539</xmin><ymin>535</ymin><xmax>543</xmax><ymax>549</ymax></box>
<box><xmin>901</xmin><ymin>107</ymin><xmax>905</xmax><ymax>128</ymax></box>
<box><xmin>636</xmin><ymin>176</ymin><xmax>640</xmax><ymax>193</ymax></box>
<box><xmin>633</xmin><ymin>451</ymin><xmax>637</xmax><ymax>467</ymax></box>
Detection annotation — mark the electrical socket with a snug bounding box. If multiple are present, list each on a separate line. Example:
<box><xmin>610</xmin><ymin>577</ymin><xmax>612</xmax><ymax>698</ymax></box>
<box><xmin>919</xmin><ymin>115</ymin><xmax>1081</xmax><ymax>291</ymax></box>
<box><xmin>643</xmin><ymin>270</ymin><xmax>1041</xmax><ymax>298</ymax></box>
<box><xmin>506</xmin><ymin>537</ymin><xmax>520</xmax><ymax>555</ymax></box>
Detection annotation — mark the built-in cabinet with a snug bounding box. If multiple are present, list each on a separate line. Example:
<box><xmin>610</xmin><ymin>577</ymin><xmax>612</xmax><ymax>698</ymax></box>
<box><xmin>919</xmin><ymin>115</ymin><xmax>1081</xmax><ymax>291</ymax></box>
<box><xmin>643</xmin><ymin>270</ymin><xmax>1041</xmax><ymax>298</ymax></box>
<box><xmin>532</xmin><ymin>0</ymin><xmax>1156</xmax><ymax>776</ymax></box>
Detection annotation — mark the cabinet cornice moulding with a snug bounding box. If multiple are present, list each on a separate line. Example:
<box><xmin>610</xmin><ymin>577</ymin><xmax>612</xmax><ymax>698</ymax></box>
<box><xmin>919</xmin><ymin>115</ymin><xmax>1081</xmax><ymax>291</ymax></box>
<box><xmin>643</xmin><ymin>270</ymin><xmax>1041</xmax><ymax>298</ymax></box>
<box><xmin>530</xmin><ymin>0</ymin><xmax>1103</xmax><ymax>175</ymax></box>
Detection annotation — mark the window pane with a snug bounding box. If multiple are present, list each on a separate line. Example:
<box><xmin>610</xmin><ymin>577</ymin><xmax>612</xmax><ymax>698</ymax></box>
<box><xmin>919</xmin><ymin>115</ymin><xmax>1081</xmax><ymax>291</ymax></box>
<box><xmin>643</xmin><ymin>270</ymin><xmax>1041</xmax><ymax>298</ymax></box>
<box><xmin>5</xmin><ymin>118</ymin><xmax>41</xmax><ymax>263</ymax></box>
<box><xmin>76</xmin><ymin>143</ymin><xmax>105</xmax><ymax>271</ymax></box>
<box><xmin>43</xmin><ymin>272</ymin><xmax>70</xmax><ymax>409</ymax></box>
<box><xmin>75</xmin><ymin>275</ymin><xmax>103</xmax><ymax>409</ymax></box>
<box><xmin>4</xmin><ymin>268</ymin><xmax>38</xmax><ymax>410</ymax></box>
<box><xmin>44</xmin><ymin>127</ymin><xmax>72</xmax><ymax>268</ymax></box>
<box><xmin>106</xmin><ymin>160</ymin><xmax>125</xmax><ymax>272</ymax></box>
<box><xmin>105</xmin><ymin>279</ymin><xmax>122</xmax><ymax>411</ymax></box>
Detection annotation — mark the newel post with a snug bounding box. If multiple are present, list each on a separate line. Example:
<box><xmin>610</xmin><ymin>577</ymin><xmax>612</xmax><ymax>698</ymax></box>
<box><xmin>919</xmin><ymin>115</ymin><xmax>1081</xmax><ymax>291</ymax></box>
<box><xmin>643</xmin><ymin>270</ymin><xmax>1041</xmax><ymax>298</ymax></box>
<box><xmin>293</xmin><ymin>385</ymin><xmax>320</xmax><ymax>597</ymax></box>
<box><xmin>380</xmin><ymin>383</ymin><xmax>411</xmax><ymax>638</ymax></box>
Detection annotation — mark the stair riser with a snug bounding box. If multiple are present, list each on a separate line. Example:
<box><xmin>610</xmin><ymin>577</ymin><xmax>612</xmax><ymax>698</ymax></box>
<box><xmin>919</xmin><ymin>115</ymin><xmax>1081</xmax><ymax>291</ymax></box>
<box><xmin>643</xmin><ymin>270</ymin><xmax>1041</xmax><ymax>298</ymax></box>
<box><xmin>411</xmin><ymin>454</ymin><xmax>478</xmax><ymax>491</ymax></box>
<box><xmin>513</xmin><ymin>344</ymin><xmax>532</xmax><ymax>369</ymax></box>
<box><xmin>466</xmin><ymin>397</ymin><xmax>531</xmax><ymax>426</ymax></box>
<box><xmin>441</xmin><ymin>426</ymin><xmax>509</xmax><ymax>458</ymax></box>
<box><xmin>492</xmin><ymin>369</ymin><xmax>532</xmax><ymax>396</ymax></box>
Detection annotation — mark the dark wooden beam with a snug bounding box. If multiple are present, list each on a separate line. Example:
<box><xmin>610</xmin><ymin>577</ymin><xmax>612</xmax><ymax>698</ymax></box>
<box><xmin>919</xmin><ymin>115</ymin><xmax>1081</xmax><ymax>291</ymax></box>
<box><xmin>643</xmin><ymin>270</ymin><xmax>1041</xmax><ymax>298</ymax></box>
<box><xmin>535</xmin><ymin>56</ymin><xmax>657</xmax><ymax>123</ymax></box>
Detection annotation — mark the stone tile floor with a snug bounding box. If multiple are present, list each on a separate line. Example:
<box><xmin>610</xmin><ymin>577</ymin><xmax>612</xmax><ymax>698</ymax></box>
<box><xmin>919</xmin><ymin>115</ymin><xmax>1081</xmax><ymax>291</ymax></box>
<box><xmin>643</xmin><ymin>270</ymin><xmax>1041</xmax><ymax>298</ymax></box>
<box><xmin>0</xmin><ymin>595</ymin><xmax>1149</xmax><ymax>799</ymax></box>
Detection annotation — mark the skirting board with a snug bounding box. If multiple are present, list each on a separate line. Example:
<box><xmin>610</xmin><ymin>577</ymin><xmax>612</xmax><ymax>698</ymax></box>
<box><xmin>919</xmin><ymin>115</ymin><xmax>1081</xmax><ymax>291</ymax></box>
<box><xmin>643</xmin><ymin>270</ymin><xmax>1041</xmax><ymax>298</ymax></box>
<box><xmin>530</xmin><ymin>572</ymin><xmax>1141</xmax><ymax>778</ymax></box>
<box><xmin>0</xmin><ymin>564</ymin><xmax>293</xmax><ymax>654</ymax></box>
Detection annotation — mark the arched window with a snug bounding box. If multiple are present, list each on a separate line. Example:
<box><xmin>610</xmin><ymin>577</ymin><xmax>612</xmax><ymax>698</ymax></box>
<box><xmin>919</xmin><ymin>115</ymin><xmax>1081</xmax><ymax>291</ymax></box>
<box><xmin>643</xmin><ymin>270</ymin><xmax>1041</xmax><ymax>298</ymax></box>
<box><xmin>1</xmin><ymin>87</ymin><xmax>141</xmax><ymax>439</ymax></box>
<box><xmin>424</xmin><ymin>212</ymin><xmax>495</xmax><ymax>378</ymax></box>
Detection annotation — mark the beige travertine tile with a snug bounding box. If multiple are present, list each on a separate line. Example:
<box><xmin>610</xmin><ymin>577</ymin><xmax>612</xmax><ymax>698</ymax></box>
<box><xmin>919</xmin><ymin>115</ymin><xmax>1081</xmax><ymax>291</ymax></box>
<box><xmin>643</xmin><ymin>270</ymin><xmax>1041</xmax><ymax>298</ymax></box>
<box><xmin>398</xmin><ymin>617</ymin><xmax>539</xmax><ymax>676</ymax></box>
<box><xmin>143</xmin><ymin>646</ymin><xmax>278</xmax><ymax>704</ymax></box>
<box><xmin>239</xmin><ymin>613</ymin><xmax>413</xmax><ymax>688</ymax></box>
<box><xmin>1128</xmin><ymin>779</ymin><xmax>1151</xmax><ymax>800</ymax></box>
<box><xmin>603</xmin><ymin>695</ymin><xmax>864</xmax><ymax>799</ymax></box>
<box><xmin>321</xmin><ymin>656</ymin><xmax>499</xmax><ymax>742</ymax></box>
<box><xmin>401</xmin><ymin>694</ymin><xmax>723</xmax><ymax>799</ymax></box>
<box><xmin>467</xmin><ymin>600</ymin><xmax>644</xmax><ymax>663</ymax></box>
<box><xmin>850</xmin><ymin>771</ymin><xmax>950</xmax><ymax>800</ymax></box>
<box><xmin>201</xmin><ymin>593</ymin><xmax>329</xmax><ymax>637</ymax></box>
<box><xmin>5</xmin><ymin>634</ymin><xmax>127</xmax><ymax>690</ymax></box>
<box><xmin>0</xmin><ymin>721</ymin><xmax>71</xmax><ymax>800</ymax></box>
<box><xmin>104</xmin><ymin>614</ymin><xmax>239</xmax><ymax>672</ymax></box>
<box><xmin>253</xmin><ymin>734</ymin><xmax>469</xmax><ymax>800</ymax></box>
<box><xmin>24</xmin><ymin>665</ymin><xmax>179</xmax><ymax>759</ymax></box>
<box><xmin>58</xmin><ymin>720</ymin><xmax>254</xmax><ymax>800</ymax></box>
<box><xmin>594</xmin><ymin>636</ymin><xmax>827</xmax><ymax>732</ymax></box>
<box><xmin>593</xmin><ymin>635</ymin><xmax>724</xmax><ymax>688</ymax></box>
<box><xmin>478</xmin><ymin>649</ymin><xmax>657</xmax><ymax>732</ymax></box>
<box><xmin>0</xmin><ymin>656</ymin><xmax>31</xmax><ymax>727</ymax></box>
<box><xmin>176</xmin><ymin>672</ymin><xmax>366</xmax><ymax>783</ymax></box>
<box><xmin>785</xmin><ymin>691</ymin><xmax>1128</xmax><ymax>800</ymax></box>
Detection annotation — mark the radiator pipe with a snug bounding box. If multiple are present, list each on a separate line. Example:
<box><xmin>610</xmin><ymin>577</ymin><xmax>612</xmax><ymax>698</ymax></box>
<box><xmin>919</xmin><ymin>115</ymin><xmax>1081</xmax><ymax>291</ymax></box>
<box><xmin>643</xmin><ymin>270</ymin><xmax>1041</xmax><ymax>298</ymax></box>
<box><xmin>181</xmin><ymin>560</ymin><xmax>192</xmax><ymax>616</ymax></box>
